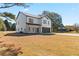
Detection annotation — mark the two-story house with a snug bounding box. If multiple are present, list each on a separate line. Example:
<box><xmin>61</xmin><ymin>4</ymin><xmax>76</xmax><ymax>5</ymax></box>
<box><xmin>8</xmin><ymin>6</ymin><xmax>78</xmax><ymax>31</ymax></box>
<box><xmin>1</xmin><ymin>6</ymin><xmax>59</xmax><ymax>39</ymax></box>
<box><xmin>16</xmin><ymin>12</ymin><xmax>51</xmax><ymax>33</ymax></box>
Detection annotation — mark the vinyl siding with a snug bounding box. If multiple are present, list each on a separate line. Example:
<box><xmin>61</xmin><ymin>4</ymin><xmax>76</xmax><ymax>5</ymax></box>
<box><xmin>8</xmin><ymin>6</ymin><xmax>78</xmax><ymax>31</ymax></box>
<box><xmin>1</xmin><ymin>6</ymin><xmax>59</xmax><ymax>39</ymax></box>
<box><xmin>16</xmin><ymin>12</ymin><xmax>27</xmax><ymax>33</ymax></box>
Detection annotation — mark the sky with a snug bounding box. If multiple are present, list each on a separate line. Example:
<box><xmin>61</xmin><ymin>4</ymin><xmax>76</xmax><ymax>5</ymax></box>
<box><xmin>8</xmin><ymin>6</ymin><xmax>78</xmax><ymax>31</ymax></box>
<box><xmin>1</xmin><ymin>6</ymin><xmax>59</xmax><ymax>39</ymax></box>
<box><xmin>0</xmin><ymin>3</ymin><xmax>79</xmax><ymax>25</ymax></box>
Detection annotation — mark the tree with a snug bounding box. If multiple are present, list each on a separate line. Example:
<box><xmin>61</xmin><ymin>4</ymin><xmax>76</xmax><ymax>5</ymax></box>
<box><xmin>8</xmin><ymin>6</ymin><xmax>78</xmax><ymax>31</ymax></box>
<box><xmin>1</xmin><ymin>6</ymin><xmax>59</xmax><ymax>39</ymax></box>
<box><xmin>1</xmin><ymin>12</ymin><xmax>15</xmax><ymax>19</ymax></box>
<box><xmin>11</xmin><ymin>23</ymin><xmax>16</xmax><ymax>31</ymax></box>
<box><xmin>74</xmin><ymin>23</ymin><xmax>79</xmax><ymax>32</ymax></box>
<box><xmin>4</xmin><ymin>20</ymin><xmax>11</xmax><ymax>31</ymax></box>
<box><xmin>65</xmin><ymin>25</ymin><xmax>74</xmax><ymax>32</ymax></box>
<box><xmin>0</xmin><ymin>3</ymin><xmax>31</xmax><ymax>19</ymax></box>
<box><xmin>0</xmin><ymin>18</ymin><xmax>6</xmax><ymax>31</ymax></box>
<box><xmin>0</xmin><ymin>3</ymin><xmax>31</xmax><ymax>31</ymax></box>
<box><xmin>0</xmin><ymin>3</ymin><xmax>30</xmax><ymax>9</ymax></box>
<box><xmin>42</xmin><ymin>11</ymin><xmax>64</xmax><ymax>32</ymax></box>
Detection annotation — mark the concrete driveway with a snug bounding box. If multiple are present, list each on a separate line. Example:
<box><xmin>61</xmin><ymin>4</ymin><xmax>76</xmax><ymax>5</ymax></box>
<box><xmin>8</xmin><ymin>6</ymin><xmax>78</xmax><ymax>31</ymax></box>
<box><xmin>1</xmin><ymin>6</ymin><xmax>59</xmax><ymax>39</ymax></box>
<box><xmin>56</xmin><ymin>33</ymin><xmax>79</xmax><ymax>36</ymax></box>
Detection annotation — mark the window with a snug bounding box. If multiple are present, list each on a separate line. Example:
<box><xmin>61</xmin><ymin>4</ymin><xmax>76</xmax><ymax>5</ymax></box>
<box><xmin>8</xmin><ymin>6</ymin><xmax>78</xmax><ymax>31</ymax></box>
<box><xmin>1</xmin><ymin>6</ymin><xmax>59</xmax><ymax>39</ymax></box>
<box><xmin>24</xmin><ymin>28</ymin><xmax>26</xmax><ymax>32</ymax></box>
<box><xmin>29</xmin><ymin>27</ymin><xmax>30</xmax><ymax>31</ymax></box>
<box><xmin>33</xmin><ymin>28</ymin><xmax>34</xmax><ymax>32</ymax></box>
<box><xmin>18</xmin><ymin>29</ymin><xmax>19</xmax><ymax>31</ymax></box>
<box><xmin>29</xmin><ymin>18</ymin><xmax>33</xmax><ymax>23</ymax></box>
<box><xmin>21</xmin><ymin>28</ymin><xmax>22</xmax><ymax>30</ymax></box>
<box><xmin>43</xmin><ymin>20</ymin><xmax>47</xmax><ymax>24</ymax></box>
<box><xmin>48</xmin><ymin>21</ymin><xmax>50</xmax><ymax>25</ymax></box>
<box><xmin>36</xmin><ymin>28</ymin><xmax>39</xmax><ymax>33</ymax></box>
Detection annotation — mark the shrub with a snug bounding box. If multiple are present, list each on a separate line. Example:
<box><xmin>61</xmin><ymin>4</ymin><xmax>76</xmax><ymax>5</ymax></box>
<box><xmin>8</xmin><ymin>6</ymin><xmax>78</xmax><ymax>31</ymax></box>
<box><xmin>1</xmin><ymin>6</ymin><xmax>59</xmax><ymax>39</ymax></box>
<box><xmin>0</xmin><ymin>41</ymin><xmax>23</xmax><ymax>56</ymax></box>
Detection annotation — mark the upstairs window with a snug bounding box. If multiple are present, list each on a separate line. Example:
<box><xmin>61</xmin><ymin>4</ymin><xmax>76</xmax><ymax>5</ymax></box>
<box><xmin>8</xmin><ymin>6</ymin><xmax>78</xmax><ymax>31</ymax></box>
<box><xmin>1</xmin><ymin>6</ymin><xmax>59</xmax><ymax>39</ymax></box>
<box><xmin>48</xmin><ymin>21</ymin><xmax>50</xmax><ymax>25</ymax></box>
<box><xmin>43</xmin><ymin>20</ymin><xmax>47</xmax><ymax>24</ymax></box>
<box><xmin>29</xmin><ymin>18</ymin><xmax>33</xmax><ymax>23</ymax></box>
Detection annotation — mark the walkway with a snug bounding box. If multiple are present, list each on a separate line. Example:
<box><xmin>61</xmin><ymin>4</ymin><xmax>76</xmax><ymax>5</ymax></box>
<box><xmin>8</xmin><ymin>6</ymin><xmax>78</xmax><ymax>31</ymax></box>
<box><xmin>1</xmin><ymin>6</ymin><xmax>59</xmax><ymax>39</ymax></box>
<box><xmin>56</xmin><ymin>33</ymin><xmax>79</xmax><ymax>36</ymax></box>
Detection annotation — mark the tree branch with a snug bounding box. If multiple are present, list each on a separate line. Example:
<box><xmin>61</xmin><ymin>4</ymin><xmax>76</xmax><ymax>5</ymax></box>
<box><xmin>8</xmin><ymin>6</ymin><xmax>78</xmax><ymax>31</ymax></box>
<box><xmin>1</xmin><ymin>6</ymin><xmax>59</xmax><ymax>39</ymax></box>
<box><xmin>0</xmin><ymin>4</ymin><xmax>15</xmax><ymax>9</ymax></box>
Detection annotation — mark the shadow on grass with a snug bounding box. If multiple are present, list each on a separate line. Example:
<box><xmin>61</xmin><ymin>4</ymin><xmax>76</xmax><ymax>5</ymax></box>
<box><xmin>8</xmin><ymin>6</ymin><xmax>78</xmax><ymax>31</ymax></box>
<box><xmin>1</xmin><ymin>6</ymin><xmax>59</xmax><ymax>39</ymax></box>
<box><xmin>4</xmin><ymin>32</ymin><xmax>55</xmax><ymax>37</ymax></box>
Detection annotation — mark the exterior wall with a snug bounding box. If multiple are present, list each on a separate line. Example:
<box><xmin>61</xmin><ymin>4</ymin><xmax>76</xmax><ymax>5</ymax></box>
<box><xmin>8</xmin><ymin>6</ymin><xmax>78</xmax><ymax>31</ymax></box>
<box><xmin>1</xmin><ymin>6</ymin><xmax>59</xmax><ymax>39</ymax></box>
<box><xmin>16</xmin><ymin>12</ymin><xmax>52</xmax><ymax>33</ymax></box>
<box><xmin>41</xmin><ymin>17</ymin><xmax>51</xmax><ymax>33</ymax></box>
<box><xmin>26</xmin><ymin>24</ymin><xmax>41</xmax><ymax>33</ymax></box>
<box><xmin>41</xmin><ymin>17</ymin><xmax>51</xmax><ymax>28</ymax></box>
<box><xmin>26</xmin><ymin>17</ymin><xmax>41</xmax><ymax>25</ymax></box>
<box><xmin>16</xmin><ymin>12</ymin><xmax>27</xmax><ymax>33</ymax></box>
<box><xmin>25</xmin><ymin>16</ymin><xmax>41</xmax><ymax>33</ymax></box>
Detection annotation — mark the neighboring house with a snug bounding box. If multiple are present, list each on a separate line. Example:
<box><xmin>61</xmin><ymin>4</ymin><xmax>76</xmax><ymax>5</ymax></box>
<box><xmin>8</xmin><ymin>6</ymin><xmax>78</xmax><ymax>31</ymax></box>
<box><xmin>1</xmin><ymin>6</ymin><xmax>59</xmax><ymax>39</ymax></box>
<box><xmin>16</xmin><ymin>12</ymin><xmax>51</xmax><ymax>33</ymax></box>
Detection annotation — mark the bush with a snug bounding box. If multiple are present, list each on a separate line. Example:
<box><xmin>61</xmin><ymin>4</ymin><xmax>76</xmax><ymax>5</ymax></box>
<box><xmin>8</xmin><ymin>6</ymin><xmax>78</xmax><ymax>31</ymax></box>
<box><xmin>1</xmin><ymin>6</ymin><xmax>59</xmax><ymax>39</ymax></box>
<box><xmin>0</xmin><ymin>41</ymin><xmax>23</xmax><ymax>56</ymax></box>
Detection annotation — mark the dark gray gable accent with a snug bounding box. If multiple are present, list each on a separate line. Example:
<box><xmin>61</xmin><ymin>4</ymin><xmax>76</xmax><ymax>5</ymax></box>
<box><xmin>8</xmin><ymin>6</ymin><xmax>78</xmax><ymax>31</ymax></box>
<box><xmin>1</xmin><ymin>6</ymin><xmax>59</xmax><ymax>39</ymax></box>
<box><xmin>16</xmin><ymin>11</ymin><xmax>21</xmax><ymax>21</ymax></box>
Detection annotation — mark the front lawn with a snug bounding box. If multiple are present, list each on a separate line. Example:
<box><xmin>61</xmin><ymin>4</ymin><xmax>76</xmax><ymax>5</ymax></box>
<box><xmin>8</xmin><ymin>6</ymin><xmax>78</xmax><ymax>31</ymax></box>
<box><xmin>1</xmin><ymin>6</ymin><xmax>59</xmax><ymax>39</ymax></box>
<box><xmin>0</xmin><ymin>31</ymin><xmax>79</xmax><ymax>56</ymax></box>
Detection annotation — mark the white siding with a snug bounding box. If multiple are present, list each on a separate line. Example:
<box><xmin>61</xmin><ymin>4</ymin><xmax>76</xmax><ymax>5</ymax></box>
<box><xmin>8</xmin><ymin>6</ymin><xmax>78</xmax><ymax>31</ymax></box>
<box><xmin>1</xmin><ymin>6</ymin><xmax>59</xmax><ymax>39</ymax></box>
<box><xmin>16</xmin><ymin>12</ymin><xmax>27</xmax><ymax>33</ymax></box>
<box><xmin>26</xmin><ymin>25</ymin><xmax>41</xmax><ymax>33</ymax></box>
<box><xmin>41</xmin><ymin>17</ymin><xmax>51</xmax><ymax>28</ymax></box>
<box><xmin>33</xmin><ymin>18</ymin><xmax>41</xmax><ymax>25</ymax></box>
<box><xmin>16</xmin><ymin>12</ymin><xmax>52</xmax><ymax>33</ymax></box>
<box><xmin>26</xmin><ymin>17</ymin><xmax>41</xmax><ymax>25</ymax></box>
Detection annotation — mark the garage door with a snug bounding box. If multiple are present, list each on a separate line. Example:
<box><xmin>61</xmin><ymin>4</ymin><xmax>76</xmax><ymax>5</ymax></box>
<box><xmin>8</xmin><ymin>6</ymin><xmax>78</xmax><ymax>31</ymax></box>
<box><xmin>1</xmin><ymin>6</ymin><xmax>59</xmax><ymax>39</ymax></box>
<box><xmin>42</xmin><ymin>27</ymin><xmax>50</xmax><ymax>33</ymax></box>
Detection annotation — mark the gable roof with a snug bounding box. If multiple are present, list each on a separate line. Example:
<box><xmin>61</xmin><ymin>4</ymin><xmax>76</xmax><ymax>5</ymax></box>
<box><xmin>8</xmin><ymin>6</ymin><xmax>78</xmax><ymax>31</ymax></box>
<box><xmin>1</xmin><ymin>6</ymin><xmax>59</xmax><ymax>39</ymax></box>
<box><xmin>19</xmin><ymin>11</ymin><xmax>42</xmax><ymax>19</ymax></box>
<box><xmin>16</xmin><ymin>11</ymin><xmax>51</xmax><ymax>21</ymax></box>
